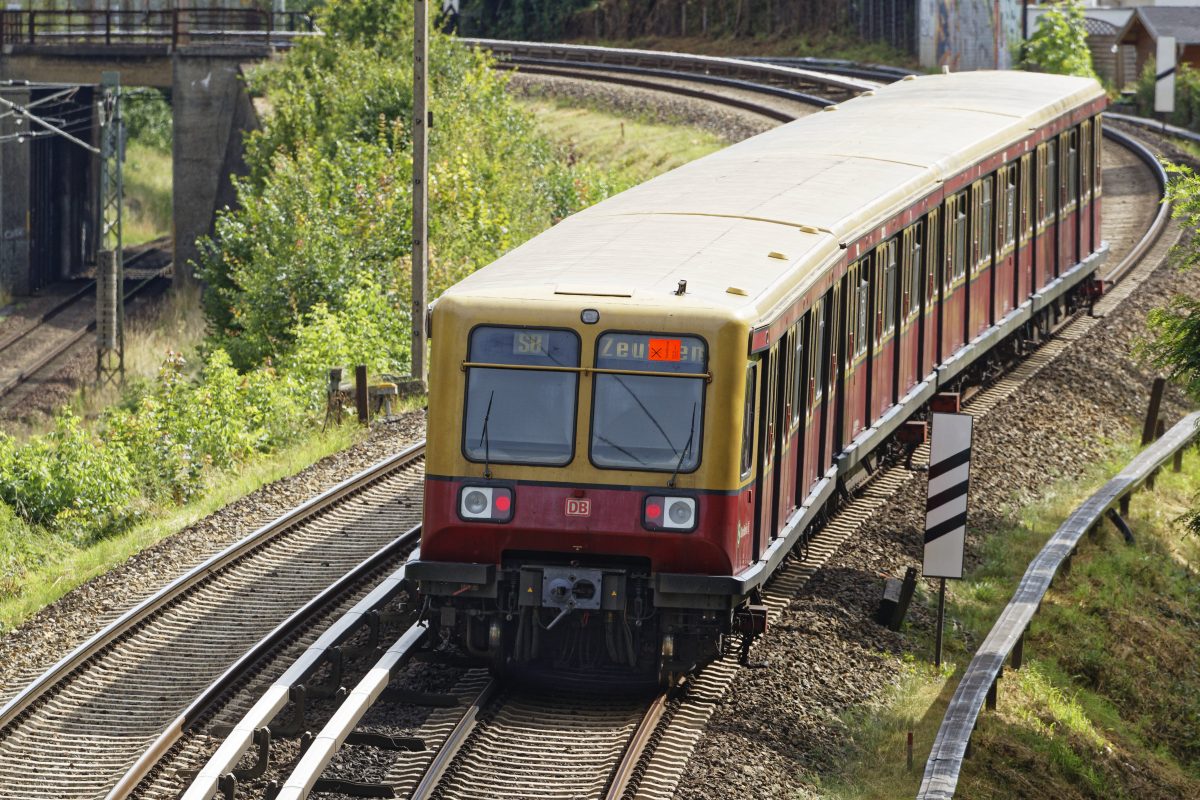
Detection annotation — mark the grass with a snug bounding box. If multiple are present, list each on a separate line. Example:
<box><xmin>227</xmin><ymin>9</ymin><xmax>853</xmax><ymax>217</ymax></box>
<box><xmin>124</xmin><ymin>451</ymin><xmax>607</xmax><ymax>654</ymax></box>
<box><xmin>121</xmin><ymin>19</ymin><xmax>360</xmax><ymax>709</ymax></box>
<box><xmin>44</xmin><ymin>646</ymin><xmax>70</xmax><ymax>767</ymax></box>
<box><xmin>819</xmin><ymin>443</ymin><xmax>1200</xmax><ymax>799</ymax></box>
<box><xmin>517</xmin><ymin>95</ymin><xmax>727</xmax><ymax>190</ymax></box>
<box><xmin>0</xmin><ymin>422</ymin><xmax>360</xmax><ymax>632</ymax></box>
<box><xmin>122</xmin><ymin>142</ymin><xmax>172</xmax><ymax>246</ymax></box>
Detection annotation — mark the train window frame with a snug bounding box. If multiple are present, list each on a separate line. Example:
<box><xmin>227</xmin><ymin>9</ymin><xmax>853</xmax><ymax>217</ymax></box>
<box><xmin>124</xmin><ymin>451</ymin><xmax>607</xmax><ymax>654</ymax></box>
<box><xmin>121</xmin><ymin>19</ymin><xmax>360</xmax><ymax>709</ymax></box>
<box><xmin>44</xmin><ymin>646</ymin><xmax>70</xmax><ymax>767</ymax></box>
<box><xmin>1004</xmin><ymin>164</ymin><xmax>1018</xmax><ymax>251</ymax></box>
<box><xmin>925</xmin><ymin>208</ymin><xmax>940</xmax><ymax>307</ymax></box>
<box><xmin>808</xmin><ymin>300</ymin><xmax>825</xmax><ymax>414</ymax></box>
<box><xmin>1094</xmin><ymin>116</ymin><xmax>1103</xmax><ymax>195</ymax></box>
<box><xmin>1045</xmin><ymin>139</ymin><xmax>1058</xmax><ymax>223</ymax></box>
<box><xmin>1065</xmin><ymin>130</ymin><xmax>1079</xmax><ymax>210</ymax></box>
<box><xmin>950</xmin><ymin>191</ymin><xmax>968</xmax><ymax>284</ymax></box>
<box><xmin>460</xmin><ymin>324</ymin><xmax>582</xmax><ymax>468</ymax></box>
<box><xmin>790</xmin><ymin>325</ymin><xmax>803</xmax><ymax>429</ymax></box>
<box><xmin>1036</xmin><ymin>143</ymin><xmax>1047</xmax><ymax>230</ymax></box>
<box><xmin>587</xmin><ymin>330</ymin><xmax>709</xmax><ymax>474</ymax></box>
<box><xmin>740</xmin><ymin>362</ymin><xmax>757</xmax><ymax>479</ymax></box>
<box><xmin>1081</xmin><ymin>119</ymin><xmax>1092</xmax><ymax>202</ymax></box>
<box><xmin>976</xmin><ymin>176</ymin><xmax>994</xmax><ymax>273</ymax></box>
<box><xmin>879</xmin><ymin>239</ymin><xmax>898</xmax><ymax>344</ymax></box>
<box><xmin>855</xmin><ymin>275</ymin><xmax>870</xmax><ymax>360</ymax></box>
<box><xmin>905</xmin><ymin>221</ymin><xmax>923</xmax><ymax>322</ymax></box>
<box><xmin>1021</xmin><ymin>153</ymin><xmax>1033</xmax><ymax>239</ymax></box>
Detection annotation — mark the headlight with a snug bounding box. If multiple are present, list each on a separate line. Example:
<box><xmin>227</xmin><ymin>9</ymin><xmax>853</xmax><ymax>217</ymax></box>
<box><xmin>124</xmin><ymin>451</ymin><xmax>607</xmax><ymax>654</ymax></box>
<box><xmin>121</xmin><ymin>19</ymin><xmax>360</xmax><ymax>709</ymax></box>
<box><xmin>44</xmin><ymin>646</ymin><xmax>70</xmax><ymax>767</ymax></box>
<box><xmin>458</xmin><ymin>486</ymin><xmax>514</xmax><ymax>522</ymax></box>
<box><xmin>643</xmin><ymin>496</ymin><xmax>697</xmax><ymax>532</ymax></box>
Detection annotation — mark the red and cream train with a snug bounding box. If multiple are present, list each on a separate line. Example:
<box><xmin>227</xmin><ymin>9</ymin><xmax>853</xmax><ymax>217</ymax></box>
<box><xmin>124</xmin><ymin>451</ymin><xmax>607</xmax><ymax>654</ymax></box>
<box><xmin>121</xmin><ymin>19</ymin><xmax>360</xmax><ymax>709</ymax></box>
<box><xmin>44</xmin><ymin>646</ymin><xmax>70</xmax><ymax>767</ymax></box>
<box><xmin>408</xmin><ymin>71</ymin><xmax>1109</xmax><ymax>680</ymax></box>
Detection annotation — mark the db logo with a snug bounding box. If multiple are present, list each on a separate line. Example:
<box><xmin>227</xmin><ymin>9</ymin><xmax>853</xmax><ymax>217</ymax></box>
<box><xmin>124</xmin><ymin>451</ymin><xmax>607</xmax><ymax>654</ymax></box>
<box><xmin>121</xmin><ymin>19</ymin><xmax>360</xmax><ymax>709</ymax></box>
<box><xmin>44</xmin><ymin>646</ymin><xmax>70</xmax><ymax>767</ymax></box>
<box><xmin>565</xmin><ymin>498</ymin><xmax>592</xmax><ymax>517</ymax></box>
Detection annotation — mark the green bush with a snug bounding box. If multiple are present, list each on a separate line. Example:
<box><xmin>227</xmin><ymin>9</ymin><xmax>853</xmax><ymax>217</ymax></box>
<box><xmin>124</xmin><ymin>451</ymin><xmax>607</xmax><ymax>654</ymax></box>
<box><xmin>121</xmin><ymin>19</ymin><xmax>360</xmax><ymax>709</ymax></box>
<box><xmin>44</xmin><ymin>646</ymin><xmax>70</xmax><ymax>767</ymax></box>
<box><xmin>199</xmin><ymin>0</ymin><xmax>610</xmax><ymax>371</ymax></box>
<box><xmin>122</xmin><ymin>88</ymin><xmax>172</xmax><ymax>153</ymax></box>
<box><xmin>1022</xmin><ymin>0</ymin><xmax>1097</xmax><ymax>79</ymax></box>
<box><xmin>1134</xmin><ymin>59</ymin><xmax>1200</xmax><ymax>131</ymax></box>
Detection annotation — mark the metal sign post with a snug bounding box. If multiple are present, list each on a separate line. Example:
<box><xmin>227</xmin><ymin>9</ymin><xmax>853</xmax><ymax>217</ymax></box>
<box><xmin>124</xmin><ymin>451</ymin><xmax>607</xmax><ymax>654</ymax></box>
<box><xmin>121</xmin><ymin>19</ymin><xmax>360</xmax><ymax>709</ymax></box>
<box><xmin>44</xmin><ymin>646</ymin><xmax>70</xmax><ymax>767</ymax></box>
<box><xmin>924</xmin><ymin>412</ymin><xmax>973</xmax><ymax>667</ymax></box>
<box><xmin>411</xmin><ymin>0</ymin><xmax>429</xmax><ymax>389</ymax></box>
<box><xmin>1155</xmin><ymin>36</ymin><xmax>1176</xmax><ymax>117</ymax></box>
<box><xmin>97</xmin><ymin>71</ymin><xmax>125</xmax><ymax>386</ymax></box>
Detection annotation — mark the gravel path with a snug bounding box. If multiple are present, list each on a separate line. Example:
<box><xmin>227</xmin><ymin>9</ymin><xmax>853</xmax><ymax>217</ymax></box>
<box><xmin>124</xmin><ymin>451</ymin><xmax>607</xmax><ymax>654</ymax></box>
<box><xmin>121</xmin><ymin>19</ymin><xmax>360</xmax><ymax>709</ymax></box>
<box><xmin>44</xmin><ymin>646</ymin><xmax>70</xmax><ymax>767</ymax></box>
<box><xmin>0</xmin><ymin>411</ymin><xmax>426</xmax><ymax>707</ymax></box>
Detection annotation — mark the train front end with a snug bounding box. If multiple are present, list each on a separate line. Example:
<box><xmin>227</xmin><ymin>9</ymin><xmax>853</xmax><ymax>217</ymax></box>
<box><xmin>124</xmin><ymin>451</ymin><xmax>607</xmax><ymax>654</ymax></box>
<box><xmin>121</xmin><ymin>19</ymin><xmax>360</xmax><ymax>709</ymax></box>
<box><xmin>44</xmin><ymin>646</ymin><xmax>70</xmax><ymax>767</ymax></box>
<box><xmin>408</xmin><ymin>289</ymin><xmax>755</xmax><ymax>681</ymax></box>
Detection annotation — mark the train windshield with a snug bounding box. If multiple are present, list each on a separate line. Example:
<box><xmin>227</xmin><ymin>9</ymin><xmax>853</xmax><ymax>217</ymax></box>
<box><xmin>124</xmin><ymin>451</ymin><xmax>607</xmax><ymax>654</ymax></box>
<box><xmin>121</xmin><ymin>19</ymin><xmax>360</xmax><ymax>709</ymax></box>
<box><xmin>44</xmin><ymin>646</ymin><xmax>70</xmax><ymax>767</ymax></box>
<box><xmin>590</xmin><ymin>333</ymin><xmax>706</xmax><ymax>472</ymax></box>
<box><xmin>463</xmin><ymin>327</ymin><xmax>580</xmax><ymax>466</ymax></box>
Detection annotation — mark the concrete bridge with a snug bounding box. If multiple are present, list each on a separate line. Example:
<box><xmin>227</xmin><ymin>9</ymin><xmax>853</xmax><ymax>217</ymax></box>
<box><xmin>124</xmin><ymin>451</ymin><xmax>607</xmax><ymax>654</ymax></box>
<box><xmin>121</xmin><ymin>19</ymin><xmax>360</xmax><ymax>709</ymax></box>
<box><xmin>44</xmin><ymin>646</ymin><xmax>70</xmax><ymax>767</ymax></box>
<box><xmin>0</xmin><ymin>7</ymin><xmax>314</xmax><ymax>294</ymax></box>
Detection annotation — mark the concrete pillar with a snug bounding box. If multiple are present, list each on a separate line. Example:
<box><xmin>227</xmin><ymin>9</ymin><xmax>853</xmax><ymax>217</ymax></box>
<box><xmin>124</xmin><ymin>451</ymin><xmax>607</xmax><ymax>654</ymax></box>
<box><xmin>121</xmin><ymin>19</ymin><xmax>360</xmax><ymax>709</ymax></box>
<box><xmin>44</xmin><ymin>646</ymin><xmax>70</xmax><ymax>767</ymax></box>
<box><xmin>171</xmin><ymin>55</ymin><xmax>258</xmax><ymax>281</ymax></box>
<box><xmin>0</xmin><ymin>87</ymin><xmax>31</xmax><ymax>298</ymax></box>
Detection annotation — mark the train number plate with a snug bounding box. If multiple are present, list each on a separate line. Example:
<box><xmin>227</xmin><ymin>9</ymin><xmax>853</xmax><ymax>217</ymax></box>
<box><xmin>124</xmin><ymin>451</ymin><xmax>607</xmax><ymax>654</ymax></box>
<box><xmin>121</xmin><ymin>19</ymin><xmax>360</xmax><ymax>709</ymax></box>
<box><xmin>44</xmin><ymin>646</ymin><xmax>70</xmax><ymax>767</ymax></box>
<box><xmin>565</xmin><ymin>498</ymin><xmax>591</xmax><ymax>517</ymax></box>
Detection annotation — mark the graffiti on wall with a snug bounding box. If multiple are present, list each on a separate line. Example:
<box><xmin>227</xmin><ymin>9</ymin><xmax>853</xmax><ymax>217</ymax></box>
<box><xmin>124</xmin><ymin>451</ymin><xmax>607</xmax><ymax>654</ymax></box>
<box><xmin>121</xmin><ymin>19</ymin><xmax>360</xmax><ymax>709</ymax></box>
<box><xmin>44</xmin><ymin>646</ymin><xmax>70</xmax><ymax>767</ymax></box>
<box><xmin>920</xmin><ymin>0</ymin><xmax>1023</xmax><ymax>71</ymax></box>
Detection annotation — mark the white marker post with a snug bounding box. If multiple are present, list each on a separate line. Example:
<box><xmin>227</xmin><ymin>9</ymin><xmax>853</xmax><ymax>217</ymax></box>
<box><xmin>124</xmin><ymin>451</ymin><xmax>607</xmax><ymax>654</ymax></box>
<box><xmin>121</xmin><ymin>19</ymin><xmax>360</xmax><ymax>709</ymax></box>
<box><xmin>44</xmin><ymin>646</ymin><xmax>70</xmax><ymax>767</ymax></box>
<box><xmin>924</xmin><ymin>412</ymin><xmax>973</xmax><ymax>667</ymax></box>
<box><xmin>1156</xmin><ymin>36</ymin><xmax>1176</xmax><ymax>117</ymax></box>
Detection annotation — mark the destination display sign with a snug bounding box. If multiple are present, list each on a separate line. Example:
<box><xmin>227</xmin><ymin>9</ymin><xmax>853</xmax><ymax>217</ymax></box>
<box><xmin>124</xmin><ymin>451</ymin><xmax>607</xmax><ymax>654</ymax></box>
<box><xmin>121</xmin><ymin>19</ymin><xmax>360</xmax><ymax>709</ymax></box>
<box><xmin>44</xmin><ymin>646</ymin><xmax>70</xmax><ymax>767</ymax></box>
<box><xmin>597</xmin><ymin>333</ymin><xmax>706</xmax><ymax>373</ymax></box>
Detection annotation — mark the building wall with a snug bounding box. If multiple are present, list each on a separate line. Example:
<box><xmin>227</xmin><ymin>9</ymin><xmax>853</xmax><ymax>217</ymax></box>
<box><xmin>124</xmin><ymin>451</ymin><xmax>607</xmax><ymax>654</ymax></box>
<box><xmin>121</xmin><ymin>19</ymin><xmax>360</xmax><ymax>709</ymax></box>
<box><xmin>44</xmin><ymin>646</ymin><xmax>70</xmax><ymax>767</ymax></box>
<box><xmin>919</xmin><ymin>0</ymin><xmax>1024</xmax><ymax>71</ymax></box>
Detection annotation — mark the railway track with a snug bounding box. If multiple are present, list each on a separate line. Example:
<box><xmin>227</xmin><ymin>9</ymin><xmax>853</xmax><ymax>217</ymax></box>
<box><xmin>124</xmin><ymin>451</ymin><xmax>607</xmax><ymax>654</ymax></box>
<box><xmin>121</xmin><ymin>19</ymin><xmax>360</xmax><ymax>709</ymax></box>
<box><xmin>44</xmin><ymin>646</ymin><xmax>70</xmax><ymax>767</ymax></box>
<box><xmin>0</xmin><ymin>242</ymin><xmax>171</xmax><ymax>413</ymax></box>
<box><xmin>0</xmin><ymin>443</ymin><xmax>427</xmax><ymax>800</ymax></box>
<box><xmin>0</xmin><ymin>47</ymin><xmax>1180</xmax><ymax>800</ymax></box>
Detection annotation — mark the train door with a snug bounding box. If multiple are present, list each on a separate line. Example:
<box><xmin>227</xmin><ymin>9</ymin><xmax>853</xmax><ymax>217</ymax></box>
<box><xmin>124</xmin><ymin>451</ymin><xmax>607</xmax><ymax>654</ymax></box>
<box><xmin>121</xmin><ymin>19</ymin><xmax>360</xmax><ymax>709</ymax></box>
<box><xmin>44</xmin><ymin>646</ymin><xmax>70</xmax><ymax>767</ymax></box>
<box><xmin>969</xmin><ymin>177</ymin><xmax>994</xmax><ymax>339</ymax></box>
<box><xmin>942</xmin><ymin>191</ymin><xmax>968</xmax><ymax>358</ymax></box>
<box><xmin>996</xmin><ymin>164</ymin><xmax>1017</xmax><ymax>319</ymax></box>
<box><xmin>870</xmin><ymin>239</ymin><xmax>898</xmax><ymax>423</ymax></box>
<box><xmin>842</xmin><ymin>259</ymin><xmax>869</xmax><ymax>445</ymax></box>
<box><xmin>802</xmin><ymin>302</ymin><xmax>825</xmax><ymax>498</ymax></box>
<box><xmin>1018</xmin><ymin>153</ymin><xmax>1034</xmax><ymax>303</ymax></box>
<box><xmin>738</xmin><ymin>362</ymin><xmax>758</xmax><ymax>569</ymax></box>
<box><xmin>1092</xmin><ymin>117</ymin><xmax>1103</xmax><ymax>247</ymax></box>
<box><xmin>922</xmin><ymin>208</ymin><xmax>941</xmax><ymax>375</ymax></box>
<box><xmin>826</xmin><ymin>279</ymin><xmax>842</xmax><ymax>461</ymax></box>
<box><xmin>1080</xmin><ymin>119</ymin><xmax>1093</xmax><ymax>254</ymax></box>
<box><xmin>773</xmin><ymin>326</ymin><xmax>800</xmax><ymax>533</ymax></box>
<box><xmin>899</xmin><ymin>223</ymin><xmax>921</xmax><ymax>397</ymax></box>
<box><xmin>1060</xmin><ymin>129</ymin><xmax>1079</xmax><ymax>270</ymax></box>
<box><xmin>753</xmin><ymin>343</ymin><xmax>780</xmax><ymax>558</ymax></box>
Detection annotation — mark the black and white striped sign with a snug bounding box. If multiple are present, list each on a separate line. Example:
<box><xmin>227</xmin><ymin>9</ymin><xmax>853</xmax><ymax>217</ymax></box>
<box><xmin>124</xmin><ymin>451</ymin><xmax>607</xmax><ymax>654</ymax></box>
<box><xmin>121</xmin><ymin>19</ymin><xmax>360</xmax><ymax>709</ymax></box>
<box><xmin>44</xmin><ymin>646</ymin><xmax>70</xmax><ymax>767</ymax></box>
<box><xmin>923</xmin><ymin>412</ymin><xmax>973</xmax><ymax>579</ymax></box>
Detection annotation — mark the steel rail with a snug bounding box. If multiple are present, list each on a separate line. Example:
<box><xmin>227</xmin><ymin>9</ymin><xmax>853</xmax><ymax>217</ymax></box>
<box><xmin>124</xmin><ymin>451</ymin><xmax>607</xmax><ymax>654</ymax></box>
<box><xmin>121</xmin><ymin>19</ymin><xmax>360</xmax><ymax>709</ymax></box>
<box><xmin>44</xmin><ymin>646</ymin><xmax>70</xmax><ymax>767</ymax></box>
<box><xmin>492</xmin><ymin>59</ymin><xmax>832</xmax><ymax>114</ymax></box>
<box><xmin>604</xmin><ymin>691</ymin><xmax>670</xmax><ymax>800</ymax></box>
<box><xmin>1101</xmin><ymin>125</ymin><xmax>1171</xmax><ymax>286</ymax></box>
<box><xmin>268</xmin><ymin>614</ymin><xmax>429</xmax><ymax>800</ymax></box>
<box><xmin>1105</xmin><ymin>110</ymin><xmax>1200</xmax><ymax>146</ymax></box>
<box><xmin>0</xmin><ymin>440</ymin><xmax>425</xmax><ymax>735</ymax></box>
<box><xmin>174</xmin><ymin>541</ymin><xmax>425</xmax><ymax>800</ymax></box>
<box><xmin>408</xmin><ymin>679</ymin><xmax>499</xmax><ymax>800</ymax></box>
<box><xmin>461</xmin><ymin>38</ymin><xmax>878</xmax><ymax>98</ymax></box>
<box><xmin>0</xmin><ymin>246</ymin><xmax>170</xmax><ymax>400</ymax></box>
<box><xmin>917</xmin><ymin>410</ymin><xmax>1200</xmax><ymax>799</ymax></box>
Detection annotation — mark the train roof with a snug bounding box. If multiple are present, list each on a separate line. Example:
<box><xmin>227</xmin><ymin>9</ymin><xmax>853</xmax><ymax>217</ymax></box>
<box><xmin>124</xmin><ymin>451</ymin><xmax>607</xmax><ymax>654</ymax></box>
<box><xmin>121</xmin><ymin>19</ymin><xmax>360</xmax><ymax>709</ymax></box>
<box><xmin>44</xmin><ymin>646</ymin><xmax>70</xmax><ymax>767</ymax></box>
<box><xmin>440</xmin><ymin>70</ymin><xmax>1104</xmax><ymax>327</ymax></box>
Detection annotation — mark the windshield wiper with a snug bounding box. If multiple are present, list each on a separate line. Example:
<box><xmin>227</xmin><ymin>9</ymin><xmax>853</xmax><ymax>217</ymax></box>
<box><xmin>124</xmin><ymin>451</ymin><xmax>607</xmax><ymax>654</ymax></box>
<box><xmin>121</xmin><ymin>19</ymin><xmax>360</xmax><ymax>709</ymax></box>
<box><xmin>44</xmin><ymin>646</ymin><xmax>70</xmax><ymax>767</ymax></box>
<box><xmin>668</xmin><ymin>402</ymin><xmax>698</xmax><ymax>488</ymax></box>
<box><xmin>478</xmin><ymin>390</ymin><xmax>494</xmax><ymax>478</ymax></box>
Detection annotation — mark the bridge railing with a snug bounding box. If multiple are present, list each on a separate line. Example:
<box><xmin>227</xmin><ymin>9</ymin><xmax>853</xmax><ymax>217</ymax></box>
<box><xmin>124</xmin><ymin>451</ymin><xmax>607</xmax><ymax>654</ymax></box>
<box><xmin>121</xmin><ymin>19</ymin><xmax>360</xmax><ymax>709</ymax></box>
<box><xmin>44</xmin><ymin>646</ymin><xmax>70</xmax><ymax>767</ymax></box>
<box><xmin>0</xmin><ymin>8</ymin><xmax>316</xmax><ymax>49</ymax></box>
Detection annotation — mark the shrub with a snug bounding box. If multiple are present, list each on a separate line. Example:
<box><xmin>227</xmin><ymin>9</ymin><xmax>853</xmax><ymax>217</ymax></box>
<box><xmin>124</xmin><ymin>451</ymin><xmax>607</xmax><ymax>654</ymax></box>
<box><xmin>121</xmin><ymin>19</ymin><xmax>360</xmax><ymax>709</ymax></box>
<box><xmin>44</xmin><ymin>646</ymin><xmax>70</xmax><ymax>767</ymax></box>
<box><xmin>1022</xmin><ymin>0</ymin><xmax>1097</xmax><ymax>80</ymax></box>
<box><xmin>1134</xmin><ymin>59</ymin><xmax>1200</xmax><ymax>132</ymax></box>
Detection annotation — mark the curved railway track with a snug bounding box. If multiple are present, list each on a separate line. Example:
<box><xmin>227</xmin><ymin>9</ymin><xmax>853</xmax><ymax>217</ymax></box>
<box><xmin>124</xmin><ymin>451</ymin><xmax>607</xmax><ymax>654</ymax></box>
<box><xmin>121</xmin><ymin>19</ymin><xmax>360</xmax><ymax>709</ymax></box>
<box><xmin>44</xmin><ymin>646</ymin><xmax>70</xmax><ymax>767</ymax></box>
<box><xmin>0</xmin><ymin>443</ymin><xmax>426</xmax><ymax>800</ymax></box>
<box><xmin>0</xmin><ymin>242</ymin><xmax>171</xmax><ymax>413</ymax></box>
<box><xmin>0</xmin><ymin>46</ymin><xmax>1181</xmax><ymax>800</ymax></box>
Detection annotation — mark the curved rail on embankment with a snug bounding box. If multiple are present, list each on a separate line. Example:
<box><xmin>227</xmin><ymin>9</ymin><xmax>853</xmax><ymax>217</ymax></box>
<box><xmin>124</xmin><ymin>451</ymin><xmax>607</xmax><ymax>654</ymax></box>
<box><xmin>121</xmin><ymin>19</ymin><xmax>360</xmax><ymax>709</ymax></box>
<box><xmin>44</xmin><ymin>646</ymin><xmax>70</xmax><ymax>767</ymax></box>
<box><xmin>917</xmin><ymin>410</ymin><xmax>1200</xmax><ymax>800</ymax></box>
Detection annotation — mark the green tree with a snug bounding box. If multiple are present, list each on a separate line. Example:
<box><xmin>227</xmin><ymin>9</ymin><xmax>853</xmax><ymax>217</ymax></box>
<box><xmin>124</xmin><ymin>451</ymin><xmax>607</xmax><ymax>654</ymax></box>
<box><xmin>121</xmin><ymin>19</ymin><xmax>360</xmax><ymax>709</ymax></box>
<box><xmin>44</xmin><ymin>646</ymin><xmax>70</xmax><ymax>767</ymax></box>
<box><xmin>199</xmin><ymin>0</ymin><xmax>609</xmax><ymax>370</ymax></box>
<box><xmin>1022</xmin><ymin>0</ymin><xmax>1097</xmax><ymax>80</ymax></box>
<box><xmin>1144</xmin><ymin>162</ymin><xmax>1200</xmax><ymax>533</ymax></box>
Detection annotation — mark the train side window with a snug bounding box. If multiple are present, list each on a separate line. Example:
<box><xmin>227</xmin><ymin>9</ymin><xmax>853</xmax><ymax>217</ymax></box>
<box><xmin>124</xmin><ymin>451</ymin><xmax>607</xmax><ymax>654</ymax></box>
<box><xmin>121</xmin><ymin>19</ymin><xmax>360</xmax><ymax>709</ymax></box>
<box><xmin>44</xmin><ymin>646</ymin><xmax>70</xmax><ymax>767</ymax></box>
<box><xmin>978</xmin><ymin>177</ymin><xmax>994</xmax><ymax>271</ymax></box>
<box><xmin>905</xmin><ymin>221</ymin><xmax>923</xmax><ymax>320</ymax></box>
<box><xmin>1005</xmin><ymin>165</ymin><xmax>1018</xmax><ymax>249</ymax></box>
<box><xmin>1067</xmin><ymin>130</ymin><xmax>1079</xmax><ymax>208</ymax></box>
<box><xmin>809</xmin><ymin>300</ymin><xmax>825</xmax><ymax>412</ymax></box>
<box><xmin>925</xmin><ymin>210</ymin><xmax>939</xmax><ymax>306</ymax></box>
<box><xmin>950</xmin><ymin>192</ymin><xmax>968</xmax><ymax>283</ymax></box>
<box><xmin>1046</xmin><ymin>141</ymin><xmax>1057</xmax><ymax>222</ymax></box>
<box><xmin>1094</xmin><ymin>116</ymin><xmax>1103</xmax><ymax>194</ymax></box>
<box><xmin>883</xmin><ymin>240</ymin><xmax>897</xmax><ymax>339</ymax></box>
<box><xmin>856</xmin><ymin>277</ymin><xmax>869</xmax><ymax>359</ymax></box>
<box><xmin>1035</xmin><ymin>145</ymin><xmax>1046</xmax><ymax>229</ymax></box>
<box><xmin>1081</xmin><ymin>120</ymin><xmax>1092</xmax><ymax>201</ymax></box>
<box><xmin>740</xmin><ymin>362</ymin><xmax>757</xmax><ymax>478</ymax></box>
<box><xmin>1021</xmin><ymin>154</ymin><xmax>1033</xmax><ymax>239</ymax></box>
<box><xmin>845</xmin><ymin>261</ymin><xmax>860</xmax><ymax>366</ymax></box>
<box><xmin>789</xmin><ymin>326</ymin><xmax>802</xmax><ymax>428</ymax></box>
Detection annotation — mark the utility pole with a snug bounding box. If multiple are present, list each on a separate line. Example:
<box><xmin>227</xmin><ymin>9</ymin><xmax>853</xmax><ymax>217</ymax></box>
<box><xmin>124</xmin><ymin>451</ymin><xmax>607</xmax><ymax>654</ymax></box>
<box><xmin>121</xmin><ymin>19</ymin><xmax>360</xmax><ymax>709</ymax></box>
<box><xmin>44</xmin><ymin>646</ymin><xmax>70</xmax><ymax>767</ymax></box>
<box><xmin>97</xmin><ymin>71</ymin><xmax>125</xmax><ymax>386</ymax></box>
<box><xmin>411</xmin><ymin>0</ymin><xmax>429</xmax><ymax>388</ymax></box>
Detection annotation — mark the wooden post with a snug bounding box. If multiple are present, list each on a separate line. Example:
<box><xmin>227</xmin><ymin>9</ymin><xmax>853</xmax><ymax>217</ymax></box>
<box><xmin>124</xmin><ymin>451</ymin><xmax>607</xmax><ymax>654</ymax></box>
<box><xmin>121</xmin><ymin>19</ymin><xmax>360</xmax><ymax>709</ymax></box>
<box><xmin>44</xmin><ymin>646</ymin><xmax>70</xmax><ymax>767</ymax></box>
<box><xmin>1141</xmin><ymin>377</ymin><xmax>1166</xmax><ymax>446</ymax></box>
<box><xmin>355</xmin><ymin>364</ymin><xmax>369</xmax><ymax>425</ymax></box>
<box><xmin>411</xmin><ymin>0</ymin><xmax>429</xmax><ymax>387</ymax></box>
<box><xmin>1011</xmin><ymin>629</ymin><xmax>1025</xmax><ymax>670</ymax></box>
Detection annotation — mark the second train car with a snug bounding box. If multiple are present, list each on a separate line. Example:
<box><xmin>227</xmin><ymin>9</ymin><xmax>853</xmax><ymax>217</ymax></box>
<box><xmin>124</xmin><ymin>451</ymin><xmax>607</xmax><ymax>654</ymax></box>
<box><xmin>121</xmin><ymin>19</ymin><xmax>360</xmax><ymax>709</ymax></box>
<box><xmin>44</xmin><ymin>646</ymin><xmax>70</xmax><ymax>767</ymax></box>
<box><xmin>408</xmin><ymin>70</ymin><xmax>1109</xmax><ymax>681</ymax></box>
